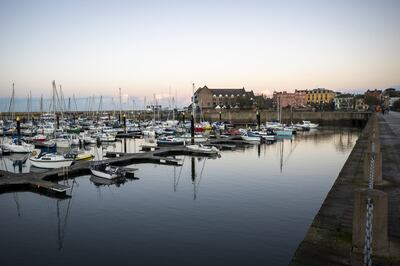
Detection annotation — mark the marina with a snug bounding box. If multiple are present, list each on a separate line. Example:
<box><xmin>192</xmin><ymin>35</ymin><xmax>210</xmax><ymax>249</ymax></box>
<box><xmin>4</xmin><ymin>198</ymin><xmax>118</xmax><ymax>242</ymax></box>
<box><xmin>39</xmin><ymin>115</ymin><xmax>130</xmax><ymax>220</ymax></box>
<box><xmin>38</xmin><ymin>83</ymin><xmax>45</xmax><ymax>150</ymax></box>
<box><xmin>0</xmin><ymin>123</ymin><xmax>361</xmax><ymax>265</ymax></box>
<box><xmin>1</xmin><ymin>1</ymin><xmax>400</xmax><ymax>264</ymax></box>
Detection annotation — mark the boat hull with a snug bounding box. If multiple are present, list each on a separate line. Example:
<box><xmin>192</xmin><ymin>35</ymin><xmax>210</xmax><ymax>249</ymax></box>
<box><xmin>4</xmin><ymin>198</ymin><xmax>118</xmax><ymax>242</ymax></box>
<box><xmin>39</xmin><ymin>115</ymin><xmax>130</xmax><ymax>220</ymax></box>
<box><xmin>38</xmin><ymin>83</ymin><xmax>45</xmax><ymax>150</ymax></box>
<box><xmin>29</xmin><ymin>158</ymin><xmax>73</xmax><ymax>169</ymax></box>
<box><xmin>90</xmin><ymin>168</ymin><xmax>118</xmax><ymax>179</ymax></box>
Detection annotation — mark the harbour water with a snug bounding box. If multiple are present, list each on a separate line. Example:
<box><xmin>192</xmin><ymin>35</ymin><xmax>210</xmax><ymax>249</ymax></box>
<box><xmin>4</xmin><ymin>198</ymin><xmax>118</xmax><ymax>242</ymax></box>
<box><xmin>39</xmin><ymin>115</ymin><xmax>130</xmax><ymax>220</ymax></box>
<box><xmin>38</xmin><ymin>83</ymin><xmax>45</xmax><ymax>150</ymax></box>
<box><xmin>0</xmin><ymin>127</ymin><xmax>359</xmax><ymax>266</ymax></box>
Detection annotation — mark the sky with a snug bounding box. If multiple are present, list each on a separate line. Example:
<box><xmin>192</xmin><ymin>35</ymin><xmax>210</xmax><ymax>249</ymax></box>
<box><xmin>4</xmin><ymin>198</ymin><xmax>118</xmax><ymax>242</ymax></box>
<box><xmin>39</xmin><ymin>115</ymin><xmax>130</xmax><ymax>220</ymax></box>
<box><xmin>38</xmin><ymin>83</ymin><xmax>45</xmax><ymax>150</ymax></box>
<box><xmin>0</xmin><ymin>0</ymin><xmax>399</xmax><ymax>104</ymax></box>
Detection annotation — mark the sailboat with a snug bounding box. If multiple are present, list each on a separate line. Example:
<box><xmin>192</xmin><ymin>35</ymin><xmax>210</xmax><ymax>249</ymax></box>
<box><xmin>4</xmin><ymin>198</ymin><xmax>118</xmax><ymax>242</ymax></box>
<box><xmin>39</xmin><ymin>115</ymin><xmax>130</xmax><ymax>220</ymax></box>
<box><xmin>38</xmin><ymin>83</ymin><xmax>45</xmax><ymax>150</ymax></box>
<box><xmin>29</xmin><ymin>151</ymin><xmax>74</xmax><ymax>169</ymax></box>
<box><xmin>2</xmin><ymin>139</ymin><xmax>35</xmax><ymax>153</ymax></box>
<box><xmin>274</xmin><ymin>96</ymin><xmax>294</xmax><ymax>137</ymax></box>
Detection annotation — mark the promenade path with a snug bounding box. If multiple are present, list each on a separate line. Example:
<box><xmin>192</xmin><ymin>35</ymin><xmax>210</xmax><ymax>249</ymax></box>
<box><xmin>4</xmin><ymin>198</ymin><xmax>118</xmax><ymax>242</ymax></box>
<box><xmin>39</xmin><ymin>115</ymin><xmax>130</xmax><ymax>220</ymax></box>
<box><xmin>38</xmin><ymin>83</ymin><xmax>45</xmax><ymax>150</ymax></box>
<box><xmin>290</xmin><ymin>112</ymin><xmax>400</xmax><ymax>265</ymax></box>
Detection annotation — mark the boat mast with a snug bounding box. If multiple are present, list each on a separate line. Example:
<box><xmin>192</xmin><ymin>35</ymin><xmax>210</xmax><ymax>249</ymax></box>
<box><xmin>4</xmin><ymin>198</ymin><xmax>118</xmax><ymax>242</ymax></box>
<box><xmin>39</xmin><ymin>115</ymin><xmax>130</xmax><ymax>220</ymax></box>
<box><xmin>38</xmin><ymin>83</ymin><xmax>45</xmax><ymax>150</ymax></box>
<box><xmin>119</xmin><ymin>88</ymin><xmax>122</xmax><ymax>123</ymax></box>
<box><xmin>8</xmin><ymin>83</ymin><xmax>15</xmax><ymax>121</ymax></box>
<box><xmin>52</xmin><ymin>80</ymin><xmax>56</xmax><ymax>120</ymax></box>
<box><xmin>40</xmin><ymin>94</ymin><xmax>43</xmax><ymax>114</ymax></box>
<box><xmin>192</xmin><ymin>83</ymin><xmax>196</xmax><ymax>123</ymax></box>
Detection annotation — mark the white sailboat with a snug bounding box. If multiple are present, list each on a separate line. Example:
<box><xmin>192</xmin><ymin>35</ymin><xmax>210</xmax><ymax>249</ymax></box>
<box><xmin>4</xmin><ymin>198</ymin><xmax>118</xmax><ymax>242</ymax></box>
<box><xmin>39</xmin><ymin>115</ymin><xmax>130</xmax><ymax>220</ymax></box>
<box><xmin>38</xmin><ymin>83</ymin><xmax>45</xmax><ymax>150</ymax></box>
<box><xmin>29</xmin><ymin>153</ymin><xmax>74</xmax><ymax>169</ymax></box>
<box><xmin>186</xmin><ymin>144</ymin><xmax>220</xmax><ymax>155</ymax></box>
<box><xmin>2</xmin><ymin>139</ymin><xmax>35</xmax><ymax>153</ymax></box>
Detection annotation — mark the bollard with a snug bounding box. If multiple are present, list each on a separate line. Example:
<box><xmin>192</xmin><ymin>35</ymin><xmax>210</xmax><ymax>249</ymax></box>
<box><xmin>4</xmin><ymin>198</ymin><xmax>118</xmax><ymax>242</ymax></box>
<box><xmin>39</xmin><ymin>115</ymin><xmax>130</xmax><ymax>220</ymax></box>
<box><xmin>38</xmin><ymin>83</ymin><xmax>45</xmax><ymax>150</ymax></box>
<box><xmin>363</xmin><ymin>150</ymin><xmax>382</xmax><ymax>185</ymax></box>
<box><xmin>352</xmin><ymin>188</ymin><xmax>388</xmax><ymax>255</ymax></box>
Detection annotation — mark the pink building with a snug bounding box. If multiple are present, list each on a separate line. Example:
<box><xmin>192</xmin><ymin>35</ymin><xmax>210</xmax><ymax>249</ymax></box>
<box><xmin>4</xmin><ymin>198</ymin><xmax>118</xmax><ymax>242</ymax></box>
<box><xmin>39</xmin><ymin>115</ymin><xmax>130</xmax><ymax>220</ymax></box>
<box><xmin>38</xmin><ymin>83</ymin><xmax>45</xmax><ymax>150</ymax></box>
<box><xmin>273</xmin><ymin>90</ymin><xmax>307</xmax><ymax>108</ymax></box>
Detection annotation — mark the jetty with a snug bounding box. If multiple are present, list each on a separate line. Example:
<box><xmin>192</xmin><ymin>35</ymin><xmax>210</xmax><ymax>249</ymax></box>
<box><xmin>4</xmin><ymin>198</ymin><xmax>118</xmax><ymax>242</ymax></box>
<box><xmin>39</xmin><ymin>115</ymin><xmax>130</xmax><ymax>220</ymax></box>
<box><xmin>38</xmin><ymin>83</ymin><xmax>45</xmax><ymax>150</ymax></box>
<box><xmin>290</xmin><ymin>112</ymin><xmax>400</xmax><ymax>265</ymax></box>
<box><xmin>0</xmin><ymin>141</ymin><xmax>232</xmax><ymax>197</ymax></box>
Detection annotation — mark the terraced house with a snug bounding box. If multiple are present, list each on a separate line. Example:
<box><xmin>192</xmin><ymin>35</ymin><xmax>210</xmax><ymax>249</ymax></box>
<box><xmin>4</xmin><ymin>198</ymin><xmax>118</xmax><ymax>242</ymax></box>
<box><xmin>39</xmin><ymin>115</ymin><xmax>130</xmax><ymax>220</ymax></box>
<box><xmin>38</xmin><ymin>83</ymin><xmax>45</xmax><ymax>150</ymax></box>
<box><xmin>306</xmin><ymin>88</ymin><xmax>335</xmax><ymax>104</ymax></box>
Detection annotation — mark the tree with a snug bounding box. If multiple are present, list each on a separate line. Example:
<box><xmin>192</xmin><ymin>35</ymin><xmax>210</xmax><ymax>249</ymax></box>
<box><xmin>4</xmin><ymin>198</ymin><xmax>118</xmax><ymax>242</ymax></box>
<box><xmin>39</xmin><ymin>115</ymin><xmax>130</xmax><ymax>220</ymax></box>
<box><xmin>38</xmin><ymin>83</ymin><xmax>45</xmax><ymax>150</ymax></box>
<box><xmin>393</xmin><ymin>99</ymin><xmax>400</xmax><ymax>111</ymax></box>
<box><xmin>364</xmin><ymin>95</ymin><xmax>379</xmax><ymax>106</ymax></box>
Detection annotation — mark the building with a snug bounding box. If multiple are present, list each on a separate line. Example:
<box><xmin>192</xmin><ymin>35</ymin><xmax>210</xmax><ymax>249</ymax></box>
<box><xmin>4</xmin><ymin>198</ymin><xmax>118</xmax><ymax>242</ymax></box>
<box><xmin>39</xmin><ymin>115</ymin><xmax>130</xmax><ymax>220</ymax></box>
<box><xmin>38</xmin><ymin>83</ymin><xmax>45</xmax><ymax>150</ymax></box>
<box><xmin>306</xmin><ymin>88</ymin><xmax>335</xmax><ymax>105</ymax></box>
<box><xmin>365</xmin><ymin>89</ymin><xmax>382</xmax><ymax>99</ymax></box>
<box><xmin>194</xmin><ymin>86</ymin><xmax>255</xmax><ymax>109</ymax></box>
<box><xmin>383</xmin><ymin>88</ymin><xmax>400</xmax><ymax>108</ymax></box>
<box><xmin>334</xmin><ymin>93</ymin><xmax>354</xmax><ymax>111</ymax></box>
<box><xmin>354</xmin><ymin>95</ymin><xmax>369</xmax><ymax>111</ymax></box>
<box><xmin>273</xmin><ymin>90</ymin><xmax>307</xmax><ymax>108</ymax></box>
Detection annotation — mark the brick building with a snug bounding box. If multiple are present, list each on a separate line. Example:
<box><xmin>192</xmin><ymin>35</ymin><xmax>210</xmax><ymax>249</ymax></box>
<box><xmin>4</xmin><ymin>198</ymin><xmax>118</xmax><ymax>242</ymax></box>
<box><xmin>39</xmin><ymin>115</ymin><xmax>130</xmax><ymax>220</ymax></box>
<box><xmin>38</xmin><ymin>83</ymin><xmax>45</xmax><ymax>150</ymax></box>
<box><xmin>273</xmin><ymin>90</ymin><xmax>307</xmax><ymax>108</ymax></box>
<box><xmin>194</xmin><ymin>86</ymin><xmax>255</xmax><ymax>109</ymax></box>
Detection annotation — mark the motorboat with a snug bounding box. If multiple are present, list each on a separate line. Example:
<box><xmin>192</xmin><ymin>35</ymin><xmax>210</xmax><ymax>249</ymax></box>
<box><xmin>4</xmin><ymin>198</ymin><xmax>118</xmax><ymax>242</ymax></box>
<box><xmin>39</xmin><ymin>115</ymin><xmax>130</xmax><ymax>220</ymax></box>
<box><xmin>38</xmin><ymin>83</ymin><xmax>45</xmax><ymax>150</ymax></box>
<box><xmin>55</xmin><ymin>133</ymin><xmax>81</xmax><ymax>148</ymax></box>
<box><xmin>94</xmin><ymin>133</ymin><xmax>116</xmax><ymax>142</ymax></box>
<box><xmin>90</xmin><ymin>163</ymin><xmax>127</xmax><ymax>179</ymax></box>
<box><xmin>256</xmin><ymin>129</ymin><xmax>277</xmax><ymax>141</ymax></box>
<box><xmin>32</xmin><ymin>134</ymin><xmax>47</xmax><ymax>142</ymax></box>
<box><xmin>83</xmin><ymin>135</ymin><xmax>97</xmax><ymax>145</ymax></box>
<box><xmin>296</xmin><ymin>120</ymin><xmax>319</xmax><ymax>129</ymax></box>
<box><xmin>65</xmin><ymin>150</ymin><xmax>95</xmax><ymax>161</ymax></box>
<box><xmin>176</xmin><ymin>133</ymin><xmax>208</xmax><ymax>143</ymax></box>
<box><xmin>29</xmin><ymin>152</ymin><xmax>74</xmax><ymax>169</ymax></box>
<box><xmin>274</xmin><ymin>127</ymin><xmax>294</xmax><ymax>136</ymax></box>
<box><xmin>241</xmin><ymin>131</ymin><xmax>261</xmax><ymax>142</ymax></box>
<box><xmin>157</xmin><ymin>136</ymin><xmax>185</xmax><ymax>146</ymax></box>
<box><xmin>186</xmin><ymin>144</ymin><xmax>220</xmax><ymax>155</ymax></box>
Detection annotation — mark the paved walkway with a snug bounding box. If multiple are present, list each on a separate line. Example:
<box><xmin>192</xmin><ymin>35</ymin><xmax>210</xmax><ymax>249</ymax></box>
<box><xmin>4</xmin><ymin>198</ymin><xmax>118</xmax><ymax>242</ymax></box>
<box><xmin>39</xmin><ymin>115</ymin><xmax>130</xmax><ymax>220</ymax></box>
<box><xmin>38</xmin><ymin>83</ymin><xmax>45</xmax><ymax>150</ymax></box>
<box><xmin>382</xmin><ymin>111</ymin><xmax>400</xmax><ymax>136</ymax></box>
<box><xmin>290</xmin><ymin>112</ymin><xmax>400</xmax><ymax>265</ymax></box>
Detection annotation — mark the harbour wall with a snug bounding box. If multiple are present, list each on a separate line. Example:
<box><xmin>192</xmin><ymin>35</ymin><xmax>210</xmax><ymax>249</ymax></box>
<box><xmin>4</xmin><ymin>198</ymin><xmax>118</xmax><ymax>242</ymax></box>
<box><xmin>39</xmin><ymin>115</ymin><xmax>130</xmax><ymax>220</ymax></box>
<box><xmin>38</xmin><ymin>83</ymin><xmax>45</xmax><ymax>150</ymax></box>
<box><xmin>200</xmin><ymin>110</ymin><xmax>370</xmax><ymax>126</ymax></box>
<box><xmin>2</xmin><ymin>110</ymin><xmax>371</xmax><ymax>127</ymax></box>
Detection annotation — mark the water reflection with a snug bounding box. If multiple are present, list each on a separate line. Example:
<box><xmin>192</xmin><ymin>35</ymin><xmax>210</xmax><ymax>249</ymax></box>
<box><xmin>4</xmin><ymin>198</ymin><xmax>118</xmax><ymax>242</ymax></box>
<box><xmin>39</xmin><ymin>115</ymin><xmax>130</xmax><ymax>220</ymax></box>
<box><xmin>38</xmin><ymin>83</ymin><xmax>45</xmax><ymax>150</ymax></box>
<box><xmin>0</xmin><ymin>127</ymin><xmax>360</xmax><ymax>266</ymax></box>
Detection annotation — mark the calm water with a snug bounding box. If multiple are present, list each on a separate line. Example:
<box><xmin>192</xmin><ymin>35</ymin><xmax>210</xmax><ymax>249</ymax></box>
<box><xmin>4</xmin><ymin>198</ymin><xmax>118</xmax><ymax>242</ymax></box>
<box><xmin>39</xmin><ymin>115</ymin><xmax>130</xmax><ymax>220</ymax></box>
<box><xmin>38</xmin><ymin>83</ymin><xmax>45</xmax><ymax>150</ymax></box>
<box><xmin>0</xmin><ymin>127</ymin><xmax>359</xmax><ymax>266</ymax></box>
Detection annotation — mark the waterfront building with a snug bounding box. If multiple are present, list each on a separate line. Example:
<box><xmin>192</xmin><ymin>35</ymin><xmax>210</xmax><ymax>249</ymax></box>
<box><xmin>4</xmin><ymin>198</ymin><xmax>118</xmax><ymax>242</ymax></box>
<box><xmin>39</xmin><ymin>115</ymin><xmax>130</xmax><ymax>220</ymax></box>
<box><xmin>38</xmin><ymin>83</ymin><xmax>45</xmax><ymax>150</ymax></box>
<box><xmin>382</xmin><ymin>88</ymin><xmax>400</xmax><ymax>108</ymax></box>
<box><xmin>354</xmin><ymin>95</ymin><xmax>369</xmax><ymax>111</ymax></box>
<box><xmin>306</xmin><ymin>88</ymin><xmax>335</xmax><ymax>105</ymax></box>
<box><xmin>334</xmin><ymin>93</ymin><xmax>354</xmax><ymax>111</ymax></box>
<box><xmin>273</xmin><ymin>90</ymin><xmax>307</xmax><ymax>108</ymax></box>
<box><xmin>194</xmin><ymin>86</ymin><xmax>255</xmax><ymax>109</ymax></box>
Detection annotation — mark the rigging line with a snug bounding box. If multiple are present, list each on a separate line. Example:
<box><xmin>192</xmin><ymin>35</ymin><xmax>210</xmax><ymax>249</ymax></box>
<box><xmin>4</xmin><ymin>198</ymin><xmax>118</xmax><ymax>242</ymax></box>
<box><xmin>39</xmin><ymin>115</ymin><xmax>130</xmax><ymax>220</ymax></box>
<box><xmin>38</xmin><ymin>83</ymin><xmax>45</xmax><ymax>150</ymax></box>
<box><xmin>282</xmin><ymin>138</ymin><xmax>300</xmax><ymax>166</ymax></box>
<box><xmin>60</xmin><ymin>178</ymin><xmax>76</xmax><ymax>247</ymax></box>
<box><xmin>175</xmin><ymin>155</ymin><xmax>186</xmax><ymax>190</ymax></box>
<box><xmin>13</xmin><ymin>192</ymin><xmax>21</xmax><ymax>217</ymax></box>
<box><xmin>195</xmin><ymin>157</ymin><xmax>207</xmax><ymax>194</ymax></box>
<box><xmin>56</xmin><ymin>199</ymin><xmax>62</xmax><ymax>250</ymax></box>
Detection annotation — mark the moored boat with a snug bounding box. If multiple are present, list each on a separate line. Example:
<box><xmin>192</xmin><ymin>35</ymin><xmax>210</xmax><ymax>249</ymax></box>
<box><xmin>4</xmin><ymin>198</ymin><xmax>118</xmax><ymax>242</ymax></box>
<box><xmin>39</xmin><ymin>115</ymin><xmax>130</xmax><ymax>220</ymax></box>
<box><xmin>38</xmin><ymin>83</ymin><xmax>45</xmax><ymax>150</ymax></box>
<box><xmin>186</xmin><ymin>144</ymin><xmax>220</xmax><ymax>155</ymax></box>
<box><xmin>29</xmin><ymin>152</ymin><xmax>74</xmax><ymax>169</ymax></box>
<box><xmin>2</xmin><ymin>139</ymin><xmax>35</xmax><ymax>153</ymax></box>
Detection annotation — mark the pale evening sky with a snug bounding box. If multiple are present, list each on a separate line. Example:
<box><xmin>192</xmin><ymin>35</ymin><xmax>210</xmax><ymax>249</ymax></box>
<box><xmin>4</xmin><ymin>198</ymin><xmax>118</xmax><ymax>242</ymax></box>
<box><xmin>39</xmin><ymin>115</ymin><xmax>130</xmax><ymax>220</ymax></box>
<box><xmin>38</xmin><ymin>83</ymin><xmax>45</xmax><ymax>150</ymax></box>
<box><xmin>0</xmin><ymin>0</ymin><xmax>399</xmax><ymax>101</ymax></box>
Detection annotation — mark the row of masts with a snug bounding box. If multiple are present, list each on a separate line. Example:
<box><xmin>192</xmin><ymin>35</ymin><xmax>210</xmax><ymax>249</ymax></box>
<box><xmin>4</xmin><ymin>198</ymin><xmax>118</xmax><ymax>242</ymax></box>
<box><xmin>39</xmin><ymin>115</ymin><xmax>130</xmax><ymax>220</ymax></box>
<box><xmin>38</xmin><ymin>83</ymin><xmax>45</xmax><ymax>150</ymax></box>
<box><xmin>2</xmin><ymin>82</ymin><xmax>183</xmax><ymax>121</ymax></box>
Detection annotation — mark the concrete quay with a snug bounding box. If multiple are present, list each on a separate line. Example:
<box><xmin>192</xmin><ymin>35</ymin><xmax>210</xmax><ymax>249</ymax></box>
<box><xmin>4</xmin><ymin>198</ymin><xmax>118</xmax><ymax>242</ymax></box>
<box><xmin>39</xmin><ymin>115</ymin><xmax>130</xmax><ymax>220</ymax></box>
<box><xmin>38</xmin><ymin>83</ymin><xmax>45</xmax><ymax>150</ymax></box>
<box><xmin>290</xmin><ymin>112</ymin><xmax>400</xmax><ymax>265</ymax></box>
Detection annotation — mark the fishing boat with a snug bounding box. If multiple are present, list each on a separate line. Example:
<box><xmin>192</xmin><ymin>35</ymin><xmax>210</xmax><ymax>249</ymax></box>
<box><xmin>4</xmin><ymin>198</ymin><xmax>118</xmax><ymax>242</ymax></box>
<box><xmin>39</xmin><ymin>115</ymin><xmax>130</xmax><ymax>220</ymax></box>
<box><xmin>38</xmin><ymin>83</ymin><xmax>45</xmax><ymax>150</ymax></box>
<box><xmin>29</xmin><ymin>152</ymin><xmax>74</xmax><ymax>169</ymax></box>
<box><xmin>186</xmin><ymin>144</ymin><xmax>220</xmax><ymax>155</ymax></box>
